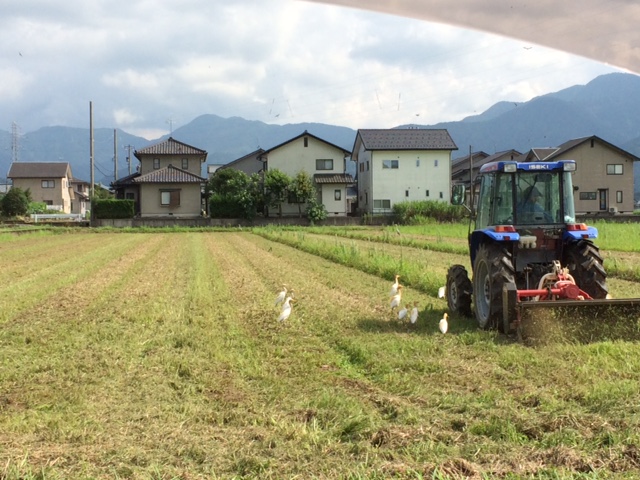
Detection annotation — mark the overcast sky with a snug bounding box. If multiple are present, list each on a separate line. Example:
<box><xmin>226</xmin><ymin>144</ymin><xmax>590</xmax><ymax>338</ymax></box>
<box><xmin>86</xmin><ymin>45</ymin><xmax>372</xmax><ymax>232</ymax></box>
<box><xmin>0</xmin><ymin>0</ymin><xmax>624</xmax><ymax>140</ymax></box>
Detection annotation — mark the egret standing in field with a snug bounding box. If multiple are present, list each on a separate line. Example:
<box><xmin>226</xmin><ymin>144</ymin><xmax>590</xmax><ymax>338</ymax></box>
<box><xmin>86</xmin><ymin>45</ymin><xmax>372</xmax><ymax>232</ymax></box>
<box><xmin>410</xmin><ymin>303</ymin><xmax>419</xmax><ymax>324</ymax></box>
<box><xmin>398</xmin><ymin>304</ymin><xmax>408</xmax><ymax>321</ymax></box>
<box><xmin>439</xmin><ymin>313</ymin><xmax>449</xmax><ymax>334</ymax></box>
<box><xmin>274</xmin><ymin>285</ymin><xmax>288</xmax><ymax>307</ymax></box>
<box><xmin>390</xmin><ymin>285</ymin><xmax>403</xmax><ymax>312</ymax></box>
<box><xmin>389</xmin><ymin>274</ymin><xmax>401</xmax><ymax>297</ymax></box>
<box><xmin>278</xmin><ymin>296</ymin><xmax>294</xmax><ymax>322</ymax></box>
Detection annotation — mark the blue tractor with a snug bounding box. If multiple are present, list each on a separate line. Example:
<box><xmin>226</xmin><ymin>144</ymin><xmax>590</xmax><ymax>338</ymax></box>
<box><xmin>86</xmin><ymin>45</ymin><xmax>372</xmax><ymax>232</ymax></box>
<box><xmin>445</xmin><ymin>159</ymin><xmax>632</xmax><ymax>334</ymax></box>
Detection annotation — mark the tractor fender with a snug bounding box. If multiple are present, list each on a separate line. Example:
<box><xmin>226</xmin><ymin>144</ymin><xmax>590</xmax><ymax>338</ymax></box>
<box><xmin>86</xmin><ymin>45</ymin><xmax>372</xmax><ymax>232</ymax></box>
<box><xmin>469</xmin><ymin>229</ymin><xmax>520</xmax><ymax>266</ymax></box>
<box><xmin>563</xmin><ymin>226</ymin><xmax>598</xmax><ymax>241</ymax></box>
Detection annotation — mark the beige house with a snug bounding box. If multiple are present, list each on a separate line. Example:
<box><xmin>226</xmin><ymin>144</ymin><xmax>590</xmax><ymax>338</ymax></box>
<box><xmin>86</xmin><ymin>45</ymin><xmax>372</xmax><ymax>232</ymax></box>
<box><xmin>520</xmin><ymin>135</ymin><xmax>639</xmax><ymax>214</ymax></box>
<box><xmin>216</xmin><ymin>148</ymin><xmax>265</xmax><ymax>177</ymax></box>
<box><xmin>112</xmin><ymin>137</ymin><xmax>207</xmax><ymax>217</ymax></box>
<box><xmin>257</xmin><ymin>131</ymin><xmax>354</xmax><ymax>217</ymax></box>
<box><xmin>70</xmin><ymin>178</ymin><xmax>90</xmax><ymax>215</ymax></box>
<box><xmin>7</xmin><ymin>162</ymin><xmax>74</xmax><ymax>213</ymax></box>
<box><xmin>352</xmin><ymin>129</ymin><xmax>458</xmax><ymax>215</ymax></box>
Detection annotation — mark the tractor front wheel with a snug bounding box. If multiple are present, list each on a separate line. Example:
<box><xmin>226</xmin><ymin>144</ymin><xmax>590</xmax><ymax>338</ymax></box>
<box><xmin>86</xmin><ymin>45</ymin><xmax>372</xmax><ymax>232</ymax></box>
<box><xmin>446</xmin><ymin>265</ymin><xmax>473</xmax><ymax>317</ymax></box>
<box><xmin>473</xmin><ymin>243</ymin><xmax>515</xmax><ymax>330</ymax></box>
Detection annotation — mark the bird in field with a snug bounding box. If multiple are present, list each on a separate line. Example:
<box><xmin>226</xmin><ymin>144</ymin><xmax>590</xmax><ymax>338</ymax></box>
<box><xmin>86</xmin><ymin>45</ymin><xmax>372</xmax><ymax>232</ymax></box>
<box><xmin>410</xmin><ymin>303</ymin><xmax>419</xmax><ymax>324</ymax></box>
<box><xmin>389</xmin><ymin>274</ymin><xmax>401</xmax><ymax>297</ymax></box>
<box><xmin>398</xmin><ymin>304</ymin><xmax>408</xmax><ymax>321</ymax></box>
<box><xmin>439</xmin><ymin>313</ymin><xmax>449</xmax><ymax>334</ymax></box>
<box><xmin>437</xmin><ymin>286</ymin><xmax>446</xmax><ymax>299</ymax></box>
<box><xmin>390</xmin><ymin>285</ymin><xmax>403</xmax><ymax>311</ymax></box>
<box><xmin>274</xmin><ymin>285</ymin><xmax>288</xmax><ymax>307</ymax></box>
<box><xmin>278</xmin><ymin>296</ymin><xmax>294</xmax><ymax>322</ymax></box>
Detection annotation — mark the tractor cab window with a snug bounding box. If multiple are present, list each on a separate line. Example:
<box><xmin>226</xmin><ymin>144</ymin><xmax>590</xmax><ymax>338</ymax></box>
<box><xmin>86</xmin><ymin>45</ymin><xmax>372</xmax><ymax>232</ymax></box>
<box><xmin>492</xmin><ymin>174</ymin><xmax>515</xmax><ymax>225</ymax></box>
<box><xmin>515</xmin><ymin>172</ymin><xmax>560</xmax><ymax>224</ymax></box>
<box><xmin>475</xmin><ymin>174</ymin><xmax>494</xmax><ymax>230</ymax></box>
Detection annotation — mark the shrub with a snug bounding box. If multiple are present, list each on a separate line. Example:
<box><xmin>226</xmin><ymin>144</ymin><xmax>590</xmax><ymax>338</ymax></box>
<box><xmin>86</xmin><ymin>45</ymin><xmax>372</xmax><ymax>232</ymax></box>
<box><xmin>93</xmin><ymin>199</ymin><xmax>135</xmax><ymax>219</ymax></box>
<box><xmin>1</xmin><ymin>187</ymin><xmax>29</xmax><ymax>217</ymax></box>
<box><xmin>393</xmin><ymin>200</ymin><xmax>467</xmax><ymax>224</ymax></box>
<box><xmin>306</xmin><ymin>198</ymin><xmax>327</xmax><ymax>224</ymax></box>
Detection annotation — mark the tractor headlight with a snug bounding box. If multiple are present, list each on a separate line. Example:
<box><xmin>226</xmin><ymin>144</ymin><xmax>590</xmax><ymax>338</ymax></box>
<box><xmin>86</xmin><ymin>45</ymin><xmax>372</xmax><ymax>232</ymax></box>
<box><xmin>563</xmin><ymin>162</ymin><xmax>576</xmax><ymax>171</ymax></box>
<box><xmin>503</xmin><ymin>163</ymin><xmax>517</xmax><ymax>172</ymax></box>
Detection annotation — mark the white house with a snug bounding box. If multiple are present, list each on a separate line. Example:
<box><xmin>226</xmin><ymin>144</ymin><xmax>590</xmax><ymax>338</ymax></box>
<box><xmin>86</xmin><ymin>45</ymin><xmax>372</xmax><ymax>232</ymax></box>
<box><xmin>258</xmin><ymin>131</ymin><xmax>354</xmax><ymax>217</ymax></box>
<box><xmin>351</xmin><ymin>129</ymin><xmax>458</xmax><ymax>215</ymax></box>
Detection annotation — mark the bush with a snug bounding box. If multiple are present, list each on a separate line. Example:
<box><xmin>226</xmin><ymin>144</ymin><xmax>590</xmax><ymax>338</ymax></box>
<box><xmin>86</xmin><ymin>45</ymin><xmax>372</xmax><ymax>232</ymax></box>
<box><xmin>393</xmin><ymin>200</ymin><xmax>467</xmax><ymax>224</ymax></box>
<box><xmin>28</xmin><ymin>202</ymin><xmax>50</xmax><ymax>214</ymax></box>
<box><xmin>93</xmin><ymin>199</ymin><xmax>135</xmax><ymax>219</ymax></box>
<box><xmin>306</xmin><ymin>198</ymin><xmax>327</xmax><ymax>224</ymax></box>
<box><xmin>209</xmin><ymin>194</ymin><xmax>247</xmax><ymax>218</ymax></box>
<box><xmin>1</xmin><ymin>188</ymin><xmax>29</xmax><ymax>217</ymax></box>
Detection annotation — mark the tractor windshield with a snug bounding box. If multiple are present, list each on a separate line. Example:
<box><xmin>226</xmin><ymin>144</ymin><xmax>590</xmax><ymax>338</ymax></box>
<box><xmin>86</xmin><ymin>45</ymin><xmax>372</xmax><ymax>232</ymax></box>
<box><xmin>476</xmin><ymin>169</ymin><xmax>576</xmax><ymax>229</ymax></box>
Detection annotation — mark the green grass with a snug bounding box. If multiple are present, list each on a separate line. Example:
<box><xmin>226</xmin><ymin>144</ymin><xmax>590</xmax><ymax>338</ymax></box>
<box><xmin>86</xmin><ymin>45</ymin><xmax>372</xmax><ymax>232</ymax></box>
<box><xmin>2</xmin><ymin>230</ymin><xmax>640</xmax><ymax>478</ymax></box>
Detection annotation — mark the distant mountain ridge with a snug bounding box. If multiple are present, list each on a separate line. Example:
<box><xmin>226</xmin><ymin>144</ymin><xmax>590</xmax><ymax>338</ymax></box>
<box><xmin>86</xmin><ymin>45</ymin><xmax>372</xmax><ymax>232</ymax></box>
<box><xmin>1</xmin><ymin>72</ymin><xmax>639</xmax><ymax>196</ymax></box>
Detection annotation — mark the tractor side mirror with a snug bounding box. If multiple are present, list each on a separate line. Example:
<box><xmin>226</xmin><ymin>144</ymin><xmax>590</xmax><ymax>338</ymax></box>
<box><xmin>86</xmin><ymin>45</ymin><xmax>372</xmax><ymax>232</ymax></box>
<box><xmin>451</xmin><ymin>184</ymin><xmax>466</xmax><ymax>205</ymax></box>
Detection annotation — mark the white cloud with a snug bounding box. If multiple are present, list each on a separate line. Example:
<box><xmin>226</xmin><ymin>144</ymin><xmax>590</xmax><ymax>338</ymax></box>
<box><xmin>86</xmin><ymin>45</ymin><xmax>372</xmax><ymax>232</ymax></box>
<box><xmin>0</xmin><ymin>0</ymin><xmax>624</xmax><ymax>137</ymax></box>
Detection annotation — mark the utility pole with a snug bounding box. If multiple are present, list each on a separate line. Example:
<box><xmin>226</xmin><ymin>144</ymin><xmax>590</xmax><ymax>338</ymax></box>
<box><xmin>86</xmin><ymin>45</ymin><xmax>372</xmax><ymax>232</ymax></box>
<box><xmin>124</xmin><ymin>144</ymin><xmax>134</xmax><ymax>174</ymax></box>
<box><xmin>90</xmin><ymin>101</ymin><xmax>94</xmax><ymax>199</ymax></box>
<box><xmin>113</xmin><ymin>129</ymin><xmax>118</xmax><ymax>182</ymax></box>
<box><xmin>11</xmin><ymin>122</ymin><xmax>20</xmax><ymax>163</ymax></box>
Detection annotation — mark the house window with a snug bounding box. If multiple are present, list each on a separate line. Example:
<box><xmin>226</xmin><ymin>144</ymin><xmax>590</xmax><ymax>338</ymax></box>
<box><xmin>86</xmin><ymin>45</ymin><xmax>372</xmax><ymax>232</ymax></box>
<box><xmin>405</xmin><ymin>190</ymin><xmax>409</xmax><ymax>197</ymax></box>
<box><xmin>359</xmin><ymin>163</ymin><xmax>364</xmax><ymax>173</ymax></box>
<box><xmin>316</xmin><ymin>159</ymin><xmax>333</xmax><ymax>170</ymax></box>
<box><xmin>125</xmin><ymin>192</ymin><xmax>135</xmax><ymax>200</ymax></box>
<box><xmin>365</xmin><ymin>192</ymin><xmax>368</xmax><ymax>205</ymax></box>
<box><xmin>617</xmin><ymin>191</ymin><xmax>623</xmax><ymax>203</ymax></box>
<box><xmin>426</xmin><ymin>190</ymin><xmax>430</xmax><ymax>197</ymax></box>
<box><xmin>44</xmin><ymin>200</ymin><xmax>53</xmax><ymax>206</ymax></box>
<box><xmin>382</xmin><ymin>160</ymin><xmax>399</xmax><ymax>169</ymax></box>
<box><xmin>607</xmin><ymin>164</ymin><xmax>623</xmax><ymax>175</ymax></box>
<box><xmin>366</xmin><ymin>161</ymin><xmax>369</xmax><ymax>171</ymax></box>
<box><xmin>373</xmin><ymin>199</ymin><xmax>391</xmax><ymax>209</ymax></box>
<box><xmin>181</xmin><ymin>158</ymin><xmax>189</xmax><ymax>169</ymax></box>
<box><xmin>416</xmin><ymin>159</ymin><xmax>420</xmax><ymax>167</ymax></box>
<box><xmin>304</xmin><ymin>137</ymin><xmax>308</xmax><ymax>147</ymax></box>
<box><xmin>434</xmin><ymin>159</ymin><xmax>439</xmax><ymax>167</ymax></box>
<box><xmin>580</xmin><ymin>192</ymin><xmax>597</xmax><ymax>200</ymax></box>
<box><xmin>41</xmin><ymin>180</ymin><xmax>55</xmax><ymax>188</ymax></box>
<box><xmin>334</xmin><ymin>189</ymin><xmax>341</xmax><ymax>201</ymax></box>
<box><xmin>160</xmin><ymin>189</ymin><xmax>180</xmax><ymax>207</ymax></box>
<box><xmin>153</xmin><ymin>158</ymin><xmax>161</xmax><ymax>169</ymax></box>
<box><xmin>439</xmin><ymin>192</ymin><xmax>444</xmax><ymax>199</ymax></box>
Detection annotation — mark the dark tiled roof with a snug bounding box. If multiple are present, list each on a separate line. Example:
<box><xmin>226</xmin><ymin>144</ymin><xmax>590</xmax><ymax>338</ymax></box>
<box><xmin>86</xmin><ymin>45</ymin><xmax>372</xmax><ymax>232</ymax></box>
<box><xmin>357</xmin><ymin>129</ymin><xmax>458</xmax><ymax>151</ymax></box>
<box><xmin>133</xmin><ymin>165</ymin><xmax>206</xmax><ymax>184</ymax></box>
<box><xmin>314</xmin><ymin>173</ymin><xmax>354</xmax><ymax>184</ymax></box>
<box><xmin>8</xmin><ymin>162</ymin><xmax>71</xmax><ymax>178</ymax></box>
<box><xmin>263</xmin><ymin>131</ymin><xmax>351</xmax><ymax>155</ymax></box>
<box><xmin>134</xmin><ymin>137</ymin><xmax>207</xmax><ymax>158</ymax></box>
<box><xmin>112</xmin><ymin>172</ymin><xmax>141</xmax><ymax>186</ymax></box>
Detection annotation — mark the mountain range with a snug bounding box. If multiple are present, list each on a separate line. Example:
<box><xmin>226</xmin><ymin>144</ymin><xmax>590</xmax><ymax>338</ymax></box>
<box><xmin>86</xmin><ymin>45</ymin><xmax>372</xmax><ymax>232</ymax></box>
<box><xmin>1</xmin><ymin>72</ymin><xmax>639</xmax><ymax>197</ymax></box>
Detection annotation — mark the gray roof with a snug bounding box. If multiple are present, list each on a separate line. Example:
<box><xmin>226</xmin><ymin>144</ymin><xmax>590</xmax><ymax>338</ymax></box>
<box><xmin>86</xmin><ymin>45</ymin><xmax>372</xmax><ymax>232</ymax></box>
<box><xmin>134</xmin><ymin>137</ymin><xmax>207</xmax><ymax>159</ymax></box>
<box><xmin>314</xmin><ymin>173</ymin><xmax>354</xmax><ymax>184</ymax></box>
<box><xmin>7</xmin><ymin>162</ymin><xmax>72</xmax><ymax>179</ymax></box>
<box><xmin>356</xmin><ymin>129</ymin><xmax>458</xmax><ymax>151</ymax></box>
<box><xmin>133</xmin><ymin>165</ymin><xmax>206</xmax><ymax>184</ymax></box>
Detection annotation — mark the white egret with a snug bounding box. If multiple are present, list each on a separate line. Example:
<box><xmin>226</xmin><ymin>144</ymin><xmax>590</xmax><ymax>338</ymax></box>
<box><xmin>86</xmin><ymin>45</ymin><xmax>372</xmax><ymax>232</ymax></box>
<box><xmin>274</xmin><ymin>285</ymin><xmax>287</xmax><ymax>307</ymax></box>
<box><xmin>410</xmin><ymin>303</ymin><xmax>419</xmax><ymax>324</ymax></box>
<box><xmin>389</xmin><ymin>274</ymin><xmax>401</xmax><ymax>297</ymax></box>
<box><xmin>439</xmin><ymin>313</ymin><xmax>449</xmax><ymax>334</ymax></box>
<box><xmin>390</xmin><ymin>285</ymin><xmax>403</xmax><ymax>311</ymax></box>
<box><xmin>398</xmin><ymin>305</ymin><xmax>408</xmax><ymax>321</ymax></box>
<box><xmin>278</xmin><ymin>296</ymin><xmax>294</xmax><ymax>322</ymax></box>
<box><xmin>437</xmin><ymin>286</ymin><xmax>446</xmax><ymax>299</ymax></box>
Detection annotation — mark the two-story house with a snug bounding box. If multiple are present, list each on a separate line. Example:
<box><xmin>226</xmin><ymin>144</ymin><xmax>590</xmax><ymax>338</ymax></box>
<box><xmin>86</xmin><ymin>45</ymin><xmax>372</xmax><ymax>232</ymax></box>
<box><xmin>352</xmin><ymin>129</ymin><xmax>458</xmax><ymax>215</ymax></box>
<box><xmin>69</xmin><ymin>178</ymin><xmax>90</xmax><ymax>216</ymax></box>
<box><xmin>519</xmin><ymin>135</ymin><xmax>639</xmax><ymax>214</ymax></box>
<box><xmin>112</xmin><ymin>137</ymin><xmax>207</xmax><ymax>217</ymax></box>
<box><xmin>257</xmin><ymin>131</ymin><xmax>354</xmax><ymax>216</ymax></box>
<box><xmin>7</xmin><ymin>162</ymin><xmax>75</xmax><ymax>213</ymax></box>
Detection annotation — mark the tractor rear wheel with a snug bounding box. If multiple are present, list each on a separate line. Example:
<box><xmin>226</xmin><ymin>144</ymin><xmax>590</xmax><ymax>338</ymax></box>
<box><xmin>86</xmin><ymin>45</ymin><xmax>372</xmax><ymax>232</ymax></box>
<box><xmin>473</xmin><ymin>244</ymin><xmax>516</xmax><ymax>330</ymax></box>
<box><xmin>564</xmin><ymin>240</ymin><xmax>608</xmax><ymax>299</ymax></box>
<box><xmin>446</xmin><ymin>265</ymin><xmax>473</xmax><ymax>317</ymax></box>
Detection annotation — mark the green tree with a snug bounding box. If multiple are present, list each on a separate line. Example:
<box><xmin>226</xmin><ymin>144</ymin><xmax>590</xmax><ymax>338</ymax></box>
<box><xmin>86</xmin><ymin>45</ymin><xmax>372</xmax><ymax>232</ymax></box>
<box><xmin>264</xmin><ymin>169</ymin><xmax>291</xmax><ymax>217</ymax></box>
<box><xmin>289</xmin><ymin>170</ymin><xmax>316</xmax><ymax>218</ymax></box>
<box><xmin>1</xmin><ymin>187</ymin><xmax>30</xmax><ymax>217</ymax></box>
<box><xmin>206</xmin><ymin>169</ymin><xmax>262</xmax><ymax>219</ymax></box>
